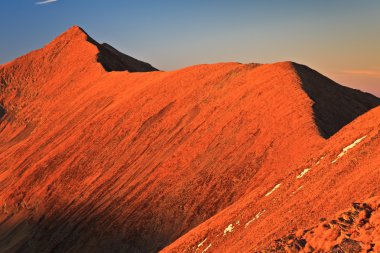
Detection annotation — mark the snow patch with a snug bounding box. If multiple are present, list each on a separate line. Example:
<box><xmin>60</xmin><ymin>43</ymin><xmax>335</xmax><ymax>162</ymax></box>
<box><xmin>291</xmin><ymin>185</ymin><xmax>304</xmax><ymax>195</ymax></box>
<box><xmin>315</xmin><ymin>156</ymin><xmax>324</xmax><ymax>165</ymax></box>
<box><xmin>245</xmin><ymin>210</ymin><xmax>266</xmax><ymax>228</ymax></box>
<box><xmin>265</xmin><ymin>183</ymin><xmax>281</xmax><ymax>196</ymax></box>
<box><xmin>197</xmin><ymin>238</ymin><xmax>207</xmax><ymax>248</ymax></box>
<box><xmin>296</xmin><ymin>167</ymin><xmax>311</xmax><ymax>179</ymax></box>
<box><xmin>296</xmin><ymin>155</ymin><xmax>325</xmax><ymax>180</ymax></box>
<box><xmin>201</xmin><ymin>244</ymin><xmax>212</xmax><ymax>253</ymax></box>
<box><xmin>223</xmin><ymin>224</ymin><xmax>234</xmax><ymax>235</ymax></box>
<box><xmin>332</xmin><ymin>136</ymin><xmax>367</xmax><ymax>163</ymax></box>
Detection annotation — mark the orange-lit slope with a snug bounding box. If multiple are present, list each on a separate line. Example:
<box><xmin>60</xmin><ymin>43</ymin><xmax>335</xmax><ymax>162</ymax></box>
<box><xmin>163</xmin><ymin>107</ymin><xmax>380</xmax><ymax>253</ymax></box>
<box><xmin>0</xmin><ymin>26</ymin><xmax>379</xmax><ymax>253</ymax></box>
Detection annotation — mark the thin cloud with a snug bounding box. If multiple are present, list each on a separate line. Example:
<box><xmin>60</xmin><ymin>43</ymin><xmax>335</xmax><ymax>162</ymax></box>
<box><xmin>35</xmin><ymin>0</ymin><xmax>58</xmax><ymax>5</ymax></box>
<box><xmin>342</xmin><ymin>69</ymin><xmax>380</xmax><ymax>78</ymax></box>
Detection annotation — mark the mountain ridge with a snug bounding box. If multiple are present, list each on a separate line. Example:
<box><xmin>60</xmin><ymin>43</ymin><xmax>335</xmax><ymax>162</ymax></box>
<box><xmin>0</xmin><ymin>26</ymin><xmax>379</xmax><ymax>253</ymax></box>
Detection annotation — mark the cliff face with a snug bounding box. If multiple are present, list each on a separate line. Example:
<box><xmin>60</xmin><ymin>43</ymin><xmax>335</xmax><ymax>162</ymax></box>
<box><xmin>0</xmin><ymin>26</ymin><xmax>379</xmax><ymax>253</ymax></box>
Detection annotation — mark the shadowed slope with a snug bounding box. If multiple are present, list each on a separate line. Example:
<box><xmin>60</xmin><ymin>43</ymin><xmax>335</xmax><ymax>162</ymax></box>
<box><xmin>293</xmin><ymin>63</ymin><xmax>380</xmax><ymax>138</ymax></box>
<box><xmin>99</xmin><ymin>43</ymin><xmax>158</xmax><ymax>72</ymax></box>
<box><xmin>0</xmin><ymin>105</ymin><xmax>5</xmax><ymax>120</ymax></box>
<box><xmin>0</xmin><ymin>27</ymin><xmax>379</xmax><ymax>253</ymax></box>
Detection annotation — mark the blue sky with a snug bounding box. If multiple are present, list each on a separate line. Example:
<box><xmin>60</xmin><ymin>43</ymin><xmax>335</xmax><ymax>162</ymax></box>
<box><xmin>0</xmin><ymin>0</ymin><xmax>379</xmax><ymax>95</ymax></box>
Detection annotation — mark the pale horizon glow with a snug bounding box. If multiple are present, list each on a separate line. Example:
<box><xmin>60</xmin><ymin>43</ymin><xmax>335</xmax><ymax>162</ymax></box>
<box><xmin>342</xmin><ymin>69</ymin><xmax>380</xmax><ymax>78</ymax></box>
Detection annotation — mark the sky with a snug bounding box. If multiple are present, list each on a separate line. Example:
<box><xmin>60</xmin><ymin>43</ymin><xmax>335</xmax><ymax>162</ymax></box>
<box><xmin>0</xmin><ymin>0</ymin><xmax>379</xmax><ymax>96</ymax></box>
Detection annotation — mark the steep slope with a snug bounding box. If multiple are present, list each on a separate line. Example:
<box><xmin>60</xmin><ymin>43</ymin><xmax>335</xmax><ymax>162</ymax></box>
<box><xmin>98</xmin><ymin>42</ymin><xmax>157</xmax><ymax>72</ymax></box>
<box><xmin>294</xmin><ymin>63</ymin><xmax>380</xmax><ymax>138</ymax></box>
<box><xmin>163</xmin><ymin>106</ymin><xmax>380</xmax><ymax>253</ymax></box>
<box><xmin>0</xmin><ymin>26</ymin><xmax>379</xmax><ymax>253</ymax></box>
<box><xmin>0</xmin><ymin>26</ymin><xmax>157</xmax><ymax>139</ymax></box>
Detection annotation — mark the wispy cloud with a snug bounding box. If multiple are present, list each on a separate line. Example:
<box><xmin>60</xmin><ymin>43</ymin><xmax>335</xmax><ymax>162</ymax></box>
<box><xmin>35</xmin><ymin>0</ymin><xmax>58</xmax><ymax>5</ymax></box>
<box><xmin>342</xmin><ymin>69</ymin><xmax>380</xmax><ymax>78</ymax></box>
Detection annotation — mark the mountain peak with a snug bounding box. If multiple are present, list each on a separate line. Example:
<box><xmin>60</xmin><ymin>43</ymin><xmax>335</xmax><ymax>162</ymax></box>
<box><xmin>64</xmin><ymin>25</ymin><xmax>87</xmax><ymax>35</ymax></box>
<box><xmin>57</xmin><ymin>26</ymin><xmax>158</xmax><ymax>72</ymax></box>
<box><xmin>9</xmin><ymin>25</ymin><xmax>158</xmax><ymax>73</ymax></box>
<box><xmin>52</xmin><ymin>25</ymin><xmax>90</xmax><ymax>43</ymax></box>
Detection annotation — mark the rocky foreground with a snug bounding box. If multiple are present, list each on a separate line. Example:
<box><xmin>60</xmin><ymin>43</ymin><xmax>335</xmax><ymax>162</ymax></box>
<box><xmin>262</xmin><ymin>197</ymin><xmax>380</xmax><ymax>253</ymax></box>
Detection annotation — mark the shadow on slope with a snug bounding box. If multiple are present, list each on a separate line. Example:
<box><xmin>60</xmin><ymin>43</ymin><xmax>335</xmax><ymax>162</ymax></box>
<box><xmin>0</xmin><ymin>211</ymin><xmax>164</xmax><ymax>253</ymax></box>
<box><xmin>98</xmin><ymin>43</ymin><xmax>158</xmax><ymax>72</ymax></box>
<box><xmin>293</xmin><ymin>63</ymin><xmax>380</xmax><ymax>138</ymax></box>
<box><xmin>0</xmin><ymin>106</ymin><xmax>5</xmax><ymax>121</ymax></box>
<box><xmin>69</xmin><ymin>26</ymin><xmax>158</xmax><ymax>73</ymax></box>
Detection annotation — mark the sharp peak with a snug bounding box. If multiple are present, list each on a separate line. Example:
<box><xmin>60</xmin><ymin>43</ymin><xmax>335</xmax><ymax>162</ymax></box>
<box><xmin>52</xmin><ymin>25</ymin><xmax>94</xmax><ymax>44</ymax></box>
<box><xmin>48</xmin><ymin>25</ymin><xmax>158</xmax><ymax>73</ymax></box>
<box><xmin>63</xmin><ymin>25</ymin><xmax>88</xmax><ymax>36</ymax></box>
<box><xmin>272</xmin><ymin>61</ymin><xmax>311</xmax><ymax>70</ymax></box>
<box><xmin>65</xmin><ymin>25</ymin><xmax>87</xmax><ymax>34</ymax></box>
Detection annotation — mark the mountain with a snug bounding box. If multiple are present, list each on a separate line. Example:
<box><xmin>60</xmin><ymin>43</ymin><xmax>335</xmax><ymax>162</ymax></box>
<box><xmin>162</xmin><ymin>106</ymin><xmax>380</xmax><ymax>252</ymax></box>
<box><xmin>0</xmin><ymin>26</ymin><xmax>379</xmax><ymax>253</ymax></box>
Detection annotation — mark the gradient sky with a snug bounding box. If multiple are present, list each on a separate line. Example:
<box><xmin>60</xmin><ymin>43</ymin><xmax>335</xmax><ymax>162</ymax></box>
<box><xmin>0</xmin><ymin>0</ymin><xmax>379</xmax><ymax>96</ymax></box>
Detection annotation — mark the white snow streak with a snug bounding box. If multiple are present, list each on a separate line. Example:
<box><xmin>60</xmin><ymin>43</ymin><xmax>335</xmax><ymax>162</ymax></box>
<box><xmin>332</xmin><ymin>136</ymin><xmax>367</xmax><ymax>163</ymax></box>
<box><xmin>296</xmin><ymin>167</ymin><xmax>311</xmax><ymax>179</ymax></box>
<box><xmin>201</xmin><ymin>244</ymin><xmax>212</xmax><ymax>253</ymax></box>
<box><xmin>291</xmin><ymin>185</ymin><xmax>304</xmax><ymax>195</ymax></box>
<box><xmin>265</xmin><ymin>183</ymin><xmax>281</xmax><ymax>196</ymax></box>
<box><xmin>315</xmin><ymin>156</ymin><xmax>324</xmax><ymax>165</ymax></box>
<box><xmin>197</xmin><ymin>238</ymin><xmax>207</xmax><ymax>248</ymax></box>
<box><xmin>245</xmin><ymin>210</ymin><xmax>266</xmax><ymax>228</ymax></box>
<box><xmin>223</xmin><ymin>224</ymin><xmax>234</xmax><ymax>235</ymax></box>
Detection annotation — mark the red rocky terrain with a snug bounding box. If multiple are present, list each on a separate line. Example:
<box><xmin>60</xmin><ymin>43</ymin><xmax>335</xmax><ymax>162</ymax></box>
<box><xmin>263</xmin><ymin>197</ymin><xmax>380</xmax><ymax>252</ymax></box>
<box><xmin>0</xmin><ymin>26</ymin><xmax>379</xmax><ymax>253</ymax></box>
